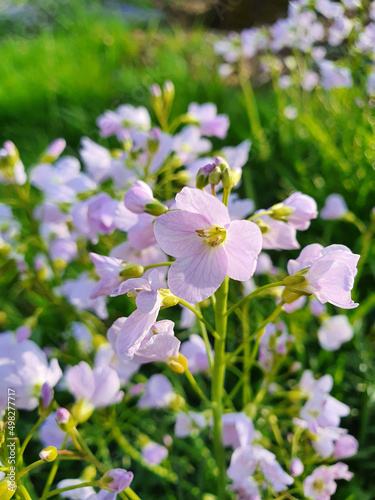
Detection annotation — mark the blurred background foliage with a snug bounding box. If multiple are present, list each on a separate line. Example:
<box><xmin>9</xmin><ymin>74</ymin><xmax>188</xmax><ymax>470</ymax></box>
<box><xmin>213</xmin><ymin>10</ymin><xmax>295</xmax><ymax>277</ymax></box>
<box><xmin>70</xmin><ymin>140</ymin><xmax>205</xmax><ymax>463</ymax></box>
<box><xmin>0</xmin><ymin>0</ymin><xmax>374</xmax><ymax>498</ymax></box>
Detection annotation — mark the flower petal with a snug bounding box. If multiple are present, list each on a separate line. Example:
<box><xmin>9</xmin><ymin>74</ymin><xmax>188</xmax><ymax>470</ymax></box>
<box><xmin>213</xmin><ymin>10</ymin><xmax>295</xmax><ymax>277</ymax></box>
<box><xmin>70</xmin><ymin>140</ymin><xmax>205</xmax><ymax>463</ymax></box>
<box><xmin>225</xmin><ymin>220</ymin><xmax>262</xmax><ymax>281</ymax></box>
<box><xmin>175</xmin><ymin>187</ymin><xmax>230</xmax><ymax>225</ymax></box>
<box><xmin>115</xmin><ymin>309</ymin><xmax>159</xmax><ymax>360</ymax></box>
<box><xmin>154</xmin><ymin>210</ymin><xmax>209</xmax><ymax>258</ymax></box>
<box><xmin>167</xmin><ymin>246</ymin><xmax>227</xmax><ymax>302</ymax></box>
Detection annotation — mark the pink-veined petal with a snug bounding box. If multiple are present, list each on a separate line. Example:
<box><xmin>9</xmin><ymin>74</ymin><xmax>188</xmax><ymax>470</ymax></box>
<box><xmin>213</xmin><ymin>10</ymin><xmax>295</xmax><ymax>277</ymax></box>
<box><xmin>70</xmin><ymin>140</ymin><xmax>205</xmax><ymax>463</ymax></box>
<box><xmin>225</xmin><ymin>220</ymin><xmax>262</xmax><ymax>281</ymax></box>
<box><xmin>154</xmin><ymin>210</ymin><xmax>209</xmax><ymax>258</ymax></box>
<box><xmin>167</xmin><ymin>246</ymin><xmax>227</xmax><ymax>303</ymax></box>
<box><xmin>115</xmin><ymin>309</ymin><xmax>159</xmax><ymax>360</ymax></box>
<box><xmin>175</xmin><ymin>187</ymin><xmax>230</xmax><ymax>225</ymax></box>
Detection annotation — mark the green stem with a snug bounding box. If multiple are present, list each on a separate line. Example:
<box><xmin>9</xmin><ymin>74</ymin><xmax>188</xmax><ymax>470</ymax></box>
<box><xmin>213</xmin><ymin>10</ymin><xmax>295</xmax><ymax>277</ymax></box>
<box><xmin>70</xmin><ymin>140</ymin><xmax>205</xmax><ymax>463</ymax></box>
<box><xmin>212</xmin><ymin>277</ymin><xmax>229</xmax><ymax>500</ymax></box>
<box><xmin>46</xmin><ymin>481</ymin><xmax>99</xmax><ymax>498</ymax></box>
<box><xmin>227</xmin><ymin>302</ymin><xmax>284</xmax><ymax>363</ymax></box>
<box><xmin>18</xmin><ymin>416</ymin><xmax>45</xmax><ymax>466</ymax></box>
<box><xmin>40</xmin><ymin>435</ymin><xmax>69</xmax><ymax>500</ymax></box>
<box><xmin>184</xmin><ymin>369</ymin><xmax>210</xmax><ymax>404</ymax></box>
<box><xmin>195</xmin><ymin>303</ymin><xmax>214</xmax><ymax>371</ymax></box>
<box><xmin>18</xmin><ymin>460</ymin><xmax>45</xmax><ymax>479</ymax></box>
<box><xmin>71</xmin><ymin>428</ymin><xmax>106</xmax><ymax>473</ymax></box>
<box><xmin>123</xmin><ymin>488</ymin><xmax>143</xmax><ymax>500</ymax></box>
<box><xmin>143</xmin><ymin>262</ymin><xmax>172</xmax><ymax>271</ymax></box>
<box><xmin>239</xmin><ymin>61</ymin><xmax>270</xmax><ymax>160</ymax></box>
<box><xmin>247</xmin><ymin>210</ymin><xmax>272</xmax><ymax>221</ymax></box>
<box><xmin>179</xmin><ymin>299</ymin><xmax>218</xmax><ymax>337</ymax></box>
<box><xmin>226</xmin><ymin>282</ymin><xmax>284</xmax><ymax>317</ymax></box>
<box><xmin>242</xmin><ymin>302</ymin><xmax>251</xmax><ymax>407</ymax></box>
<box><xmin>111</xmin><ymin>426</ymin><xmax>178</xmax><ymax>484</ymax></box>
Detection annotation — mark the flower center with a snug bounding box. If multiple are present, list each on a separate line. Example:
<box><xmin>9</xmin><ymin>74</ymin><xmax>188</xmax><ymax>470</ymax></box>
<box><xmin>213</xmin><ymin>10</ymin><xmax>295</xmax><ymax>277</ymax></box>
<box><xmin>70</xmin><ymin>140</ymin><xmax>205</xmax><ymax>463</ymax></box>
<box><xmin>312</xmin><ymin>479</ymin><xmax>325</xmax><ymax>493</ymax></box>
<box><xmin>196</xmin><ymin>226</ymin><xmax>226</xmax><ymax>247</ymax></box>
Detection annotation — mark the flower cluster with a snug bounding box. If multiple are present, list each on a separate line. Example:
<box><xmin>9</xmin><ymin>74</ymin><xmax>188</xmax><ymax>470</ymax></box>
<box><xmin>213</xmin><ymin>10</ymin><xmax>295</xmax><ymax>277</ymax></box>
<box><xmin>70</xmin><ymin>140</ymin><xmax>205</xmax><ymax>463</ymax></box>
<box><xmin>0</xmin><ymin>80</ymin><xmax>364</xmax><ymax>500</ymax></box>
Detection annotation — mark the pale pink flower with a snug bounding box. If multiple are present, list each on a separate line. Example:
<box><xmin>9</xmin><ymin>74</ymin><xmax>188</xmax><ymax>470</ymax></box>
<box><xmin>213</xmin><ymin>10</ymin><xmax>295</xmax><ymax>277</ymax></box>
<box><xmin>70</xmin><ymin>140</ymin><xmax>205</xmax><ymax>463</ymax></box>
<box><xmin>66</xmin><ymin>361</ymin><xmax>123</xmax><ymax>409</ymax></box>
<box><xmin>303</xmin><ymin>463</ymin><xmax>353</xmax><ymax>500</ymax></box>
<box><xmin>180</xmin><ymin>334</ymin><xmax>212</xmax><ymax>374</ymax></box>
<box><xmin>321</xmin><ymin>194</ymin><xmax>348</xmax><ymax>220</ymax></box>
<box><xmin>289</xmin><ymin>458</ymin><xmax>304</xmax><ymax>477</ymax></box>
<box><xmin>175</xmin><ymin>411</ymin><xmax>206</xmax><ymax>437</ymax></box>
<box><xmin>187</xmin><ymin>103</ymin><xmax>229</xmax><ymax>139</ymax></box>
<box><xmin>154</xmin><ymin>187</ymin><xmax>262</xmax><ymax>302</ymax></box>
<box><xmin>333</xmin><ymin>434</ymin><xmax>358</xmax><ymax>459</ymax></box>
<box><xmin>108</xmin><ymin>317</ymin><xmax>179</xmax><ymax>364</ymax></box>
<box><xmin>222</xmin><ymin>412</ymin><xmax>254</xmax><ymax>449</ymax></box>
<box><xmin>318</xmin><ymin>315</ymin><xmax>353</xmax><ymax>351</ymax></box>
<box><xmin>256</xmin><ymin>213</ymin><xmax>299</xmax><ymax>250</ymax></box>
<box><xmin>138</xmin><ymin>374</ymin><xmax>175</xmax><ymax>409</ymax></box>
<box><xmin>89</xmin><ymin>252</ymin><xmax>124</xmax><ymax>298</ymax></box>
<box><xmin>286</xmin><ymin>244</ymin><xmax>360</xmax><ymax>309</ymax></box>
<box><xmin>142</xmin><ymin>442</ymin><xmax>168</xmax><ymax>465</ymax></box>
<box><xmin>280</xmin><ymin>192</ymin><xmax>318</xmax><ymax>230</ymax></box>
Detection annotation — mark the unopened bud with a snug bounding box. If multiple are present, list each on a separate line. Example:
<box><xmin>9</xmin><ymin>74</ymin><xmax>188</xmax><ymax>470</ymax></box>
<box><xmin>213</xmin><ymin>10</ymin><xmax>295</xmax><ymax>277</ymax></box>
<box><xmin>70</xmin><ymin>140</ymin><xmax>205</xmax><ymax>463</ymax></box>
<box><xmin>168</xmin><ymin>353</ymin><xmax>188</xmax><ymax>374</ymax></box>
<box><xmin>163</xmin><ymin>80</ymin><xmax>175</xmax><ymax>103</ymax></box>
<box><xmin>174</xmin><ymin>170</ymin><xmax>190</xmax><ymax>185</ymax></box>
<box><xmin>40</xmin><ymin>138</ymin><xmax>66</xmax><ymax>163</ymax></box>
<box><xmin>150</xmin><ymin>84</ymin><xmax>162</xmax><ymax>98</ymax></box>
<box><xmin>270</xmin><ymin>203</ymin><xmax>294</xmax><ymax>221</ymax></box>
<box><xmin>39</xmin><ymin>446</ymin><xmax>58</xmax><ymax>462</ymax></box>
<box><xmin>159</xmin><ymin>289</ymin><xmax>180</xmax><ymax>308</ymax></box>
<box><xmin>144</xmin><ymin>200</ymin><xmax>168</xmax><ymax>217</ymax></box>
<box><xmin>221</xmin><ymin>167</ymin><xmax>232</xmax><ymax>189</ymax></box>
<box><xmin>215</xmin><ymin>156</ymin><xmax>229</xmax><ymax>172</ymax></box>
<box><xmin>120</xmin><ymin>264</ymin><xmax>144</xmax><ymax>279</ymax></box>
<box><xmin>100</xmin><ymin>469</ymin><xmax>134</xmax><ymax>492</ymax></box>
<box><xmin>56</xmin><ymin>407</ymin><xmax>75</xmax><ymax>431</ymax></box>
<box><xmin>208</xmin><ymin>166</ymin><xmax>222</xmax><ymax>186</ymax></box>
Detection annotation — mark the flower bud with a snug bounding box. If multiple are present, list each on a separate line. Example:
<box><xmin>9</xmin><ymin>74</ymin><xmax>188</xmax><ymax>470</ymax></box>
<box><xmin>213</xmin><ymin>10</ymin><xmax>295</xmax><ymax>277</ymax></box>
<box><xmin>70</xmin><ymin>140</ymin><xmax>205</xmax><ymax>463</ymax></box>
<box><xmin>215</xmin><ymin>156</ymin><xmax>230</xmax><ymax>172</ymax></box>
<box><xmin>163</xmin><ymin>80</ymin><xmax>175</xmax><ymax>105</ymax></box>
<box><xmin>55</xmin><ymin>408</ymin><xmax>75</xmax><ymax>432</ymax></box>
<box><xmin>208</xmin><ymin>166</ymin><xmax>222</xmax><ymax>186</ymax></box>
<box><xmin>159</xmin><ymin>289</ymin><xmax>180</xmax><ymax>308</ymax></box>
<box><xmin>144</xmin><ymin>200</ymin><xmax>168</xmax><ymax>217</ymax></box>
<box><xmin>174</xmin><ymin>170</ymin><xmax>190</xmax><ymax>185</ymax></box>
<box><xmin>100</xmin><ymin>468</ymin><xmax>134</xmax><ymax>492</ymax></box>
<box><xmin>39</xmin><ymin>446</ymin><xmax>58</xmax><ymax>462</ymax></box>
<box><xmin>289</xmin><ymin>457</ymin><xmax>304</xmax><ymax>477</ymax></box>
<box><xmin>196</xmin><ymin>162</ymin><xmax>215</xmax><ymax>189</ymax></box>
<box><xmin>168</xmin><ymin>353</ymin><xmax>188</xmax><ymax>374</ymax></box>
<box><xmin>150</xmin><ymin>84</ymin><xmax>162</xmax><ymax>98</ymax></box>
<box><xmin>119</xmin><ymin>263</ymin><xmax>144</xmax><ymax>279</ymax></box>
<box><xmin>125</xmin><ymin>181</ymin><xmax>154</xmax><ymax>214</ymax></box>
<box><xmin>221</xmin><ymin>167</ymin><xmax>232</xmax><ymax>189</ymax></box>
<box><xmin>0</xmin><ymin>141</ymin><xmax>19</xmax><ymax>168</ymax></box>
<box><xmin>148</xmin><ymin>127</ymin><xmax>161</xmax><ymax>154</ymax></box>
<box><xmin>39</xmin><ymin>138</ymin><xmax>66</xmax><ymax>163</ymax></box>
<box><xmin>269</xmin><ymin>202</ymin><xmax>294</xmax><ymax>221</ymax></box>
